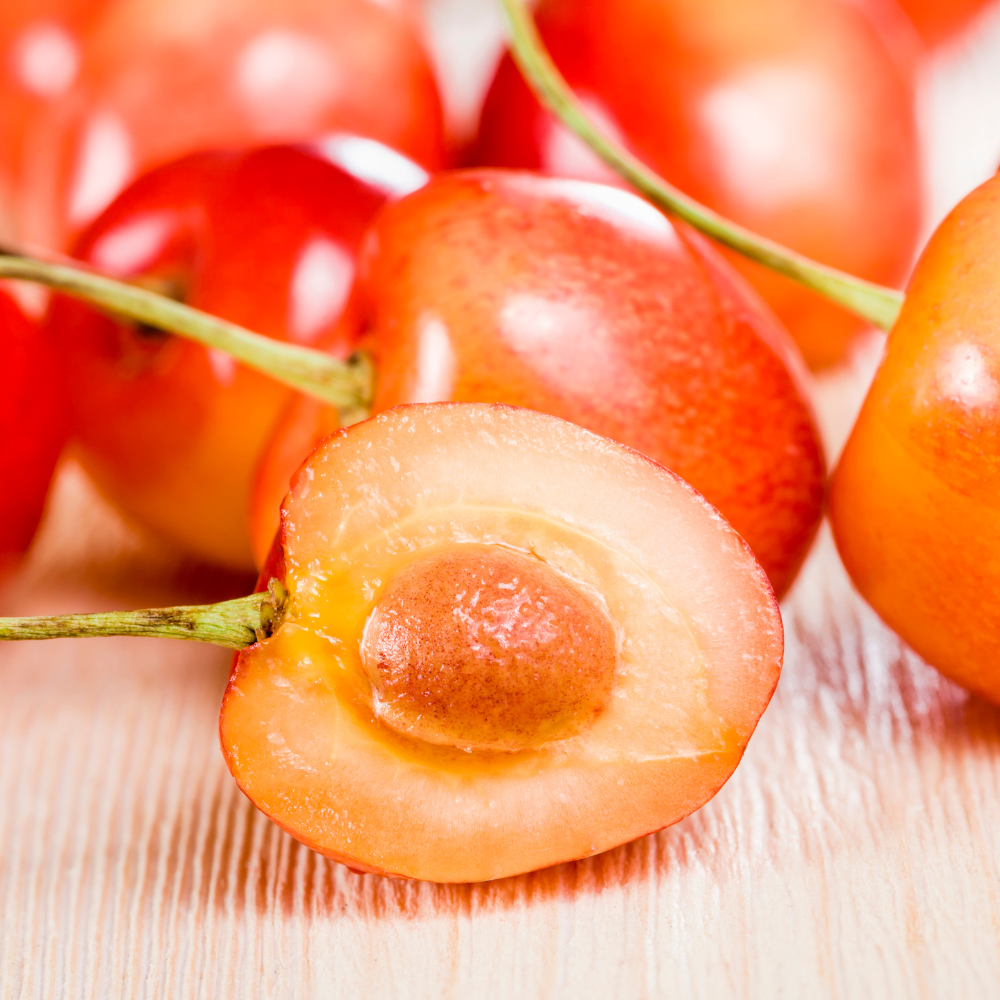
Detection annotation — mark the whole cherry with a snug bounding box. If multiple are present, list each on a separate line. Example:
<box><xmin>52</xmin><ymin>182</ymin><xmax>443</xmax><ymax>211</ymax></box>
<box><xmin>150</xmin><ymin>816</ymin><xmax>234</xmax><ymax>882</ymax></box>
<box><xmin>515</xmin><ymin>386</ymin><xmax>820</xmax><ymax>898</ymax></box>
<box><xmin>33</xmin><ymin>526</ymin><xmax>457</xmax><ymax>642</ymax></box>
<box><xmin>0</xmin><ymin>0</ymin><xmax>111</xmax><ymax>242</ymax></box>
<box><xmin>49</xmin><ymin>139</ymin><xmax>426</xmax><ymax>569</ymax></box>
<box><xmin>253</xmin><ymin>169</ymin><xmax>826</xmax><ymax>598</ymax></box>
<box><xmin>472</xmin><ymin>0</ymin><xmax>922</xmax><ymax>370</ymax></box>
<box><xmin>0</xmin><ymin>286</ymin><xmax>68</xmax><ymax>574</ymax></box>
<box><xmin>830</xmin><ymin>171</ymin><xmax>1000</xmax><ymax>703</ymax></box>
<box><xmin>891</xmin><ymin>0</ymin><xmax>995</xmax><ymax>45</ymax></box>
<box><xmin>4</xmin><ymin>0</ymin><xmax>444</xmax><ymax>250</ymax></box>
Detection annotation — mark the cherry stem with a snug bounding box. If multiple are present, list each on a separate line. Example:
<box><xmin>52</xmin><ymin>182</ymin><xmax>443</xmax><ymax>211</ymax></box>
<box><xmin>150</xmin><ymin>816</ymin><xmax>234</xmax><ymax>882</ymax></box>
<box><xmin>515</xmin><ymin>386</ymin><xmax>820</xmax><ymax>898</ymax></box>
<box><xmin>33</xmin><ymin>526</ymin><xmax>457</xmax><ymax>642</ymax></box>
<box><xmin>0</xmin><ymin>579</ymin><xmax>288</xmax><ymax>650</ymax></box>
<box><xmin>0</xmin><ymin>252</ymin><xmax>373</xmax><ymax>415</ymax></box>
<box><xmin>498</xmin><ymin>0</ymin><xmax>905</xmax><ymax>331</ymax></box>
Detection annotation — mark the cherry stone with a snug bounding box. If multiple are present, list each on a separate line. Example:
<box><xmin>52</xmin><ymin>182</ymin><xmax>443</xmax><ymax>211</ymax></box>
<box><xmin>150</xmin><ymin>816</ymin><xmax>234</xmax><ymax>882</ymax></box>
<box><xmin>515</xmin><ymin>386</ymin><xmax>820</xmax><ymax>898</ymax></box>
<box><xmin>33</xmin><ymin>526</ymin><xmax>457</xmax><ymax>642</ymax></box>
<box><xmin>361</xmin><ymin>545</ymin><xmax>619</xmax><ymax>752</ymax></box>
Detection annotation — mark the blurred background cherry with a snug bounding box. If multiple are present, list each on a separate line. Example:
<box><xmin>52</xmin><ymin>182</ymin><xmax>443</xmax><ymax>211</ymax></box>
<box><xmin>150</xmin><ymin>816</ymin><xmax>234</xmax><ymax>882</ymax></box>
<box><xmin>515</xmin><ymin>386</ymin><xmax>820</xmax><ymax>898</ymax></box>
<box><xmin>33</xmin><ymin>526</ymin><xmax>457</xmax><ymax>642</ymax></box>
<box><xmin>0</xmin><ymin>288</ymin><xmax>68</xmax><ymax>574</ymax></box>
<box><xmin>1</xmin><ymin>0</ymin><xmax>444</xmax><ymax>252</ymax></box>
<box><xmin>471</xmin><ymin>0</ymin><xmax>923</xmax><ymax>371</ymax></box>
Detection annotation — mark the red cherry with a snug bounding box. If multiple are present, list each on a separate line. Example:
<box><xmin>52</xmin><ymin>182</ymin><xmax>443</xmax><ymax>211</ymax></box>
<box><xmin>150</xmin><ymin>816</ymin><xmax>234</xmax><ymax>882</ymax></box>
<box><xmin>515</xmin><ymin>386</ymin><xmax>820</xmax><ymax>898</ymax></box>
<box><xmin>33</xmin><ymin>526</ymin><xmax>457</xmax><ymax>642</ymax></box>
<box><xmin>0</xmin><ymin>0</ymin><xmax>111</xmax><ymax>242</ymax></box>
<box><xmin>892</xmin><ymin>0</ymin><xmax>994</xmax><ymax>45</ymax></box>
<box><xmin>5</xmin><ymin>0</ymin><xmax>444</xmax><ymax>250</ymax></box>
<box><xmin>48</xmin><ymin>140</ymin><xmax>426</xmax><ymax>569</ymax></box>
<box><xmin>253</xmin><ymin>170</ymin><xmax>825</xmax><ymax>597</ymax></box>
<box><xmin>471</xmin><ymin>0</ymin><xmax>922</xmax><ymax>370</ymax></box>
<box><xmin>0</xmin><ymin>287</ymin><xmax>68</xmax><ymax>573</ymax></box>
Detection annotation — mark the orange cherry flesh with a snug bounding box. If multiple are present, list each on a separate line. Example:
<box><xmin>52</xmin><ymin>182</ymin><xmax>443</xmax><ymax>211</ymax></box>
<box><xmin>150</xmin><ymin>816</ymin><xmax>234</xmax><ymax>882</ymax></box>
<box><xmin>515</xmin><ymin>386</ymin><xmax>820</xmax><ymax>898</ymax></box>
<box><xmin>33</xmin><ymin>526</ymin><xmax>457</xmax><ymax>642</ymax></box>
<box><xmin>48</xmin><ymin>141</ymin><xmax>423</xmax><ymax>569</ymax></box>
<box><xmin>471</xmin><ymin>0</ymin><xmax>922</xmax><ymax>370</ymax></box>
<box><xmin>830</xmin><ymin>172</ymin><xmax>1000</xmax><ymax>703</ymax></box>
<box><xmin>221</xmin><ymin>403</ymin><xmax>784</xmax><ymax>882</ymax></box>
<box><xmin>3</xmin><ymin>0</ymin><xmax>444</xmax><ymax>250</ymax></box>
<box><xmin>328</xmin><ymin>169</ymin><xmax>825</xmax><ymax>599</ymax></box>
<box><xmin>0</xmin><ymin>288</ymin><xmax>68</xmax><ymax>574</ymax></box>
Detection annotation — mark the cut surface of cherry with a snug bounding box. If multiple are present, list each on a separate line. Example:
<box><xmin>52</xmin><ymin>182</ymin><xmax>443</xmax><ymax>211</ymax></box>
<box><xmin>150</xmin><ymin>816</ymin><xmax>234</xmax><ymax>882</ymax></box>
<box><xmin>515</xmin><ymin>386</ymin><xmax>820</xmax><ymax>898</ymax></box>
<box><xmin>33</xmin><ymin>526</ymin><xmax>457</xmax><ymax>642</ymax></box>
<box><xmin>830</xmin><ymin>171</ymin><xmax>1000</xmax><ymax>704</ymax></box>
<box><xmin>49</xmin><ymin>140</ymin><xmax>425</xmax><ymax>569</ymax></box>
<box><xmin>0</xmin><ymin>288</ymin><xmax>68</xmax><ymax>574</ymax></box>
<box><xmin>325</xmin><ymin>169</ymin><xmax>824</xmax><ymax>598</ymax></box>
<box><xmin>3</xmin><ymin>0</ymin><xmax>444</xmax><ymax>250</ymax></box>
<box><xmin>222</xmin><ymin>402</ymin><xmax>784</xmax><ymax>882</ymax></box>
<box><xmin>472</xmin><ymin>0</ymin><xmax>922</xmax><ymax>369</ymax></box>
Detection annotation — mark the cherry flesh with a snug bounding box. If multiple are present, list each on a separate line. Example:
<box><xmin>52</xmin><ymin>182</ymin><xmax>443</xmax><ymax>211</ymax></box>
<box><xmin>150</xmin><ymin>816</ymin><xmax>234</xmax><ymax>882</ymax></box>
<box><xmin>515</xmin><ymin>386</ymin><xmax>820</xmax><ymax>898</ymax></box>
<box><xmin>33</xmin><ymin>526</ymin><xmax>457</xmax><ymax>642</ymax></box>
<box><xmin>830</xmin><ymin>171</ymin><xmax>1000</xmax><ymax>704</ymax></box>
<box><xmin>3</xmin><ymin>0</ymin><xmax>444</xmax><ymax>250</ymax></box>
<box><xmin>48</xmin><ymin>140</ymin><xmax>425</xmax><ymax>569</ymax></box>
<box><xmin>0</xmin><ymin>287</ymin><xmax>68</xmax><ymax>574</ymax></box>
<box><xmin>306</xmin><ymin>169</ymin><xmax>825</xmax><ymax>599</ymax></box>
<box><xmin>471</xmin><ymin>0</ymin><xmax>923</xmax><ymax>370</ymax></box>
<box><xmin>222</xmin><ymin>402</ymin><xmax>784</xmax><ymax>882</ymax></box>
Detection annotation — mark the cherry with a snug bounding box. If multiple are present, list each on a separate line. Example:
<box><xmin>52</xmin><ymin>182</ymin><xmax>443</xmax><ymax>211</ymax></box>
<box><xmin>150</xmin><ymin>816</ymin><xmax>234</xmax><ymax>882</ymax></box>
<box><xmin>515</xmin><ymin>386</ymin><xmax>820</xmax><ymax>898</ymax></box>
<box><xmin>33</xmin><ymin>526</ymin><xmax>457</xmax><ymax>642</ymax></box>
<box><xmin>272</xmin><ymin>169</ymin><xmax>824</xmax><ymax>599</ymax></box>
<box><xmin>472</xmin><ymin>0</ymin><xmax>922</xmax><ymax>370</ymax></box>
<box><xmin>0</xmin><ymin>0</ymin><xmax>110</xmax><ymax>242</ymax></box>
<box><xmin>4</xmin><ymin>0</ymin><xmax>444</xmax><ymax>250</ymax></box>
<box><xmin>892</xmin><ymin>0</ymin><xmax>994</xmax><ymax>45</ymax></box>
<box><xmin>224</xmin><ymin>403</ymin><xmax>784</xmax><ymax>881</ymax></box>
<box><xmin>829</xmin><ymin>171</ymin><xmax>1000</xmax><ymax>703</ymax></box>
<box><xmin>48</xmin><ymin>140</ymin><xmax>425</xmax><ymax>569</ymax></box>
<box><xmin>0</xmin><ymin>286</ymin><xmax>68</xmax><ymax>573</ymax></box>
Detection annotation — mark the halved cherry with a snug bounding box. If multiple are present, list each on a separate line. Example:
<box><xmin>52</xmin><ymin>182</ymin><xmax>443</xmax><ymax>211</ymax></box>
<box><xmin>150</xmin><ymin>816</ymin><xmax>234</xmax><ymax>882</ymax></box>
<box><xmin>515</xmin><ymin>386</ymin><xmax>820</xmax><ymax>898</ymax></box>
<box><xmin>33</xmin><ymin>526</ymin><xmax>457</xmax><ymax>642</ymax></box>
<box><xmin>221</xmin><ymin>403</ymin><xmax>783</xmax><ymax>882</ymax></box>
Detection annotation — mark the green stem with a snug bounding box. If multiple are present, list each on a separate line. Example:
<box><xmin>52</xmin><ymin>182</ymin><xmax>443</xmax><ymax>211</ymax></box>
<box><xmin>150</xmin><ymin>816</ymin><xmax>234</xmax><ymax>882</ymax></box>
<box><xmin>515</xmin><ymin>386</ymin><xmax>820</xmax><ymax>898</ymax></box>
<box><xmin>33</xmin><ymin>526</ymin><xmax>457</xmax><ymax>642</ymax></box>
<box><xmin>0</xmin><ymin>579</ymin><xmax>288</xmax><ymax>650</ymax></box>
<box><xmin>498</xmin><ymin>0</ymin><xmax>904</xmax><ymax>331</ymax></box>
<box><xmin>0</xmin><ymin>252</ymin><xmax>373</xmax><ymax>414</ymax></box>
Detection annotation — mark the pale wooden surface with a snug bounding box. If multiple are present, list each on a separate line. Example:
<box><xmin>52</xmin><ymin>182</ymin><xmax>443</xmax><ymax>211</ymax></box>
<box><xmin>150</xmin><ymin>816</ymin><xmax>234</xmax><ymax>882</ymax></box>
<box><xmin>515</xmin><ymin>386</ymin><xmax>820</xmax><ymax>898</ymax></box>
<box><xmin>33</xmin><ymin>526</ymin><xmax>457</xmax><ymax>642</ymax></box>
<box><xmin>5</xmin><ymin>5</ymin><xmax>1000</xmax><ymax>998</ymax></box>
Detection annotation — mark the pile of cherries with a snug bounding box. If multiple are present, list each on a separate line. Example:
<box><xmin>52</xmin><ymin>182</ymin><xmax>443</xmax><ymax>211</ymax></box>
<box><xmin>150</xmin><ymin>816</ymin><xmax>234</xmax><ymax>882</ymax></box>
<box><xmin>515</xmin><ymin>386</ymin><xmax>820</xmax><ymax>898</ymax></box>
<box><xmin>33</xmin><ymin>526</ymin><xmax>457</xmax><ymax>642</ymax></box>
<box><xmin>1</xmin><ymin>0</ymin><xmax>997</xmax><ymax>882</ymax></box>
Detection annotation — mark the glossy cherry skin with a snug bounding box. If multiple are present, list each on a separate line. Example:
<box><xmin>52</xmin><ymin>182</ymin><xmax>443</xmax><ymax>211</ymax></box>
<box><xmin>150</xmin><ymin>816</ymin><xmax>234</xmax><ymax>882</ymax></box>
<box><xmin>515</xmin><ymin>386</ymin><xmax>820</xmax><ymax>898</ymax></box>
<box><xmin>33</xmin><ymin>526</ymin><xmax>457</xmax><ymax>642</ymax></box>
<box><xmin>830</xmin><ymin>172</ymin><xmax>1000</xmax><ymax>702</ymax></box>
<box><xmin>0</xmin><ymin>0</ymin><xmax>111</xmax><ymax>242</ymax></box>
<box><xmin>49</xmin><ymin>140</ymin><xmax>425</xmax><ymax>569</ymax></box>
<box><xmin>471</xmin><ymin>0</ymin><xmax>922</xmax><ymax>370</ymax></box>
<box><xmin>315</xmin><ymin>169</ymin><xmax>825</xmax><ymax>598</ymax></box>
<box><xmin>6</xmin><ymin>0</ymin><xmax>444</xmax><ymax>251</ymax></box>
<box><xmin>0</xmin><ymin>288</ymin><xmax>68</xmax><ymax>574</ymax></box>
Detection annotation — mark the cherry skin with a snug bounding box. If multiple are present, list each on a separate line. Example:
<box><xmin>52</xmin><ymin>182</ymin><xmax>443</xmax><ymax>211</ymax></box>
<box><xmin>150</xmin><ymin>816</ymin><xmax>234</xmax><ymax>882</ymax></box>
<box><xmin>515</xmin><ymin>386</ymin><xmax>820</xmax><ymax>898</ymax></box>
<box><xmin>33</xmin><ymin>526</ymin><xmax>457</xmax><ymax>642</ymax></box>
<box><xmin>0</xmin><ymin>288</ymin><xmax>68</xmax><ymax>574</ymax></box>
<box><xmin>892</xmin><ymin>0</ymin><xmax>994</xmax><ymax>45</ymax></box>
<box><xmin>471</xmin><ymin>0</ymin><xmax>922</xmax><ymax>370</ymax></box>
<box><xmin>49</xmin><ymin>140</ymin><xmax>426</xmax><ymax>570</ymax></box>
<box><xmin>830</xmin><ymin>172</ymin><xmax>1000</xmax><ymax>703</ymax></box>
<box><xmin>289</xmin><ymin>169</ymin><xmax>823</xmax><ymax>599</ymax></box>
<box><xmin>0</xmin><ymin>0</ymin><xmax>111</xmax><ymax>242</ymax></box>
<box><xmin>223</xmin><ymin>402</ymin><xmax>784</xmax><ymax>882</ymax></box>
<box><xmin>5</xmin><ymin>0</ymin><xmax>444</xmax><ymax>250</ymax></box>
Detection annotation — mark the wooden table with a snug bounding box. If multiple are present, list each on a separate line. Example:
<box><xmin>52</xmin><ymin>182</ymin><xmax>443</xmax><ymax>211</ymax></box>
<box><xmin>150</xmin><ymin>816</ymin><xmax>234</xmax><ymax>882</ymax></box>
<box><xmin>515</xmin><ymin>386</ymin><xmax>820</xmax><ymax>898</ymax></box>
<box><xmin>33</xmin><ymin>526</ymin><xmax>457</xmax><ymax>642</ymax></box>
<box><xmin>5</xmin><ymin>5</ymin><xmax>1000</xmax><ymax>996</ymax></box>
